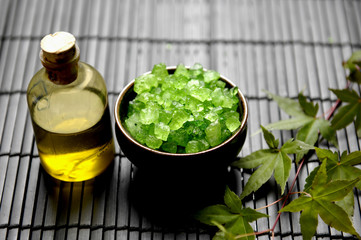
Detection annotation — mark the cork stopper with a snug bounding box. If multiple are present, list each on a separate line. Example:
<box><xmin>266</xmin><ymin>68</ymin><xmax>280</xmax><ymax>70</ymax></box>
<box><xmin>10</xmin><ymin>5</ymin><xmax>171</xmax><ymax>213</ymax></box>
<box><xmin>41</xmin><ymin>32</ymin><xmax>76</xmax><ymax>63</ymax></box>
<box><xmin>40</xmin><ymin>32</ymin><xmax>80</xmax><ymax>84</ymax></box>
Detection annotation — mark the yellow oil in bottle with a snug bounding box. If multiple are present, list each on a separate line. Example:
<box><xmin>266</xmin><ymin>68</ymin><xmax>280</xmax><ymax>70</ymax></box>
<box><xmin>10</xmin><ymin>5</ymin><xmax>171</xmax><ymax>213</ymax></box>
<box><xmin>27</xmin><ymin>32</ymin><xmax>115</xmax><ymax>182</ymax></box>
<box><xmin>31</xmin><ymin>89</ymin><xmax>114</xmax><ymax>182</ymax></box>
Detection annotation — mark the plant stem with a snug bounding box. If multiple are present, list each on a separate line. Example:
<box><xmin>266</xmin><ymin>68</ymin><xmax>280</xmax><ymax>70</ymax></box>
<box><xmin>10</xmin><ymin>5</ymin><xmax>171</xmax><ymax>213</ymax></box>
<box><xmin>235</xmin><ymin>229</ymin><xmax>272</xmax><ymax>239</ymax></box>
<box><xmin>271</xmin><ymin>157</ymin><xmax>305</xmax><ymax>232</ymax></box>
<box><xmin>267</xmin><ymin>81</ymin><xmax>350</xmax><ymax>234</ymax></box>
<box><xmin>256</xmin><ymin>196</ymin><xmax>286</xmax><ymax>211</ymax></box>
<box><xmin>326</xmin><ymin>81</ymin><xmax>351</xmax><ymax>120</ymax></box>
<box><xmin>289</xmin><ymin>191</ymin><xmax>312</xmax><ymax>198</ymax></box>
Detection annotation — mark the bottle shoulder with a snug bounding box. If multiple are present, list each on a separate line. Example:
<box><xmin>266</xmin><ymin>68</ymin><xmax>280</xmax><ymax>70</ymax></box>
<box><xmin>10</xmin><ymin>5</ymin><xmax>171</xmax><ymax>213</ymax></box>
<box><xmin>28</xmin><ymin>62</ymin><xmax>107</xmax><ymax>94</ymax></box>
<box><xmin>27</xmin><ymin>62</ymin><xmax>109</xmax><ymax>109</ymax></box>
<box><xmin>78</xmin><ymin>62</ymin><xmax>104</xmax><ymax>80</ymax></box>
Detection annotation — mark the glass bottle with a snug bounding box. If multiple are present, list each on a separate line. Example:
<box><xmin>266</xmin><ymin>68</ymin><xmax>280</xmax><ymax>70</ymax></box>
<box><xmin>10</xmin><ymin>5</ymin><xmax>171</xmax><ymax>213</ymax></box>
<box><xmin>27</xmin><ymin>32</ymin><xmax>115</xmax><ymax>182</ymax></box>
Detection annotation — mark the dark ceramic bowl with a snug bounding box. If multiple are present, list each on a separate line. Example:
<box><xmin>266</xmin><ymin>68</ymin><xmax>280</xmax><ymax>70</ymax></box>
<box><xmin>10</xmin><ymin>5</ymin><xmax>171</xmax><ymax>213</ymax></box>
<box><xmin>114</xmin><ymin>66</ymin><xmax>248</xmax><ymax>172</ymax></box>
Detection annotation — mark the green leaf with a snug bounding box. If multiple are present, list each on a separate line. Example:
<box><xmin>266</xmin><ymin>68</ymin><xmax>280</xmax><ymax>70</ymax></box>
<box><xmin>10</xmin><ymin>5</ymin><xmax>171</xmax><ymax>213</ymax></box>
<box><xmin>317</xmin><ymin>119</ymin><xmax>338</xmax><ymax>148</ymax></box>
<box><xmin>299</xmin><ymin>203</ymin><xmax>318</xmax><ymax>240</ymax></box>
<box><xmin>261</xmin><ymin>125</ymin><xmax>279</xmax><ymax>149</ymax></box>
<box><xmin>295</xmin><ymin>119</ymin><xmax>324</xmax><ymax>161</ymax></box>
<box><xmin>336</xmin><ymin>192</ymin><xmax>355</xmax><ymax>217</ymax></box>
<box><xmin>260</xmin><ymin>116</ymin><xmax>314</xmax><ymax>132</ymax></box>
<box><xmin>239</xmin><ymin>208</ymin><xmax>269</xmax><ymax>222</ymax></box>
<box><xmin>224</xmin><ymin>186</ymin><xmax>243</xmax><ymax>213</ymax></box>
<box><xmin>262</xmin><ymin>90</ymin><xmax>339</xmax><ymax>145</ymax></box>
<box><xmin>344</xmin><ymin>50</ymin><xmax>361</xmax><ymax>68</ymax></box>
<box><xmin>313</xmin><ymin>149</ymin><xmax>361</xmax><ymax>216</ymax></box>
<box><xmin>316</xmin><ymin>199</ymin><xmax>360</xmax><ymax>238</ymax></box>
<box><xmin>341</xmin><ymin>149</ymin><xmax>361</xmax><ymax>165</ymax></box>
<box><xmin>231</xmin><ymin>149</ymin><xmax>274</xmax><ymax>169</ymax></box>
<box><xmin>315</xmin><ymin>148</ymin><xmax>338</xmax><ymax>163</ymax></box>
<box><xmin>196</xmin><ymin>188</ymin><xmax>268</xmax><ymax>240</ymax></box>
<box><xmin>304</xmin><ymin>166</ymin><xmax>320</xmax><ymax>192</ymax></box>
<box><xmin>329</xmin><ymin>165</ymin><xmax>361</xmax><ymax>189</ymax></box>
<box><xmin>263</xmin><ymin>91</ymin><xmax>338</xmax><ymax>146</ymax></box>
<box><xmin>296</xmin><ymin>120</ymin><xmax>320</xmax><ymax>146</ymax></box>
<box><xmin>212</xmin><ymin>221</ymin><xmax>235</xmax><ymax>240</ymax></box>
<box><xmin>234</xmin><ymin>131</ymin><xmax>316</xmax><ymax>198</ymax></box>
<box><xmin>330</xmin><ymin>89</ymin><xmax>360</xmax><ymax>103</ymax></box>
<box><xmin>280</xmin><ymin>195</ymin><xmax>313</xmax><ymax>212</ymax></box>
<box><xmin>263</xmin><ymin>90</ymin><xmax>304</xmax><ymax>117</ymax></box>
<box><xmin>348</xmin><ymin>70</ymin><xmax>361</xmax><ymax>84</ymax></box>
<box><xmin>311</xmin><ymin>178</ymin><xmax>360</xmax><ymax>201</ymax></box>
<box><xmin>195</xmin><ymin>205</ymin><xmax>238</xmax><ymax>225</ymax></box>
<box><xmin>310</xmin><ymin>159</ymin><xmax>328</xmax><ymax>189</ymax></box>
<box><xmin>343</xmin><ymin>50</ymin><xmax>361</xmax><ymax>84</ymax></box>
<box><xmin>330</xmin><ymin>88</ymin><xmax>361</xmax><ymax>137</ymax></box>
<box><xmin>213</xmin><ymin>217</ymin><xmax>255</xmax><ymax>240</ymax></box>
<box><xmin>224</xmin><ymin>217</ymin><xmax>254</xmax><ymax>240</ymax></box>
<box><xmin>295</xmin><ymin>119</ymin><xmax>338</xmax><ymax>156</ymax></box>
<box><xmin>356</xmin><ymin>103</ymin><xmax>361</xmax><ymax>137</ymax></box>
<box><xmin>331</xmin><ymin>101</ymin><xmax>360</xmax><ymax>130</ymax></box>
<box><xmin>239</xmin><ymin>153</ymin><xmax>280</xmax><ymax>199</ymax></box>
<box><xmin>274</xmin><ymin>151</ymin><xmax>292</xmax><ymax>194</ymax></box>
<box><xmin>282</xmin><ymin>164</ymin><xmax>361</xmax><ymax>239</ymax></box>
<box><xmin>298</xmin><ymin>92</ymin><xmax>319</xmax><ymax>117</ymax></box>
<box><xmin>281</xmin><ymin>139</ymin><xmax>315</xmax><ymax>154</ymax></box>
<box><xmin>316</xmin><ymin>149</ymin><xmax>361</xmax><ymax>189</ymax></box>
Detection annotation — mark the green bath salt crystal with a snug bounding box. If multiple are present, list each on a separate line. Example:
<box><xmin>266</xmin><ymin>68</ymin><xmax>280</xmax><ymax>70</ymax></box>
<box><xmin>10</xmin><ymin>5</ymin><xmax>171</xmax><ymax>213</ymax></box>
<box><xmin>134</xmin><ymin>74</ymin><xmax>158</xmax><ymax>94</ymax></box>
<box><xmin>169</xmin><ymin>109</ymin><xmax>191</xmax><ymax>130</ymax></box>
<box><xmin>203</xmin><ymin>70</ymin><xmax>220</xmax><ymax>83</ymax></box>
<box><xmin>151</xmin><ymin>63</ymin><xmax>169</xmax><ymax>81</ymax></box>
<box><xmin>154</xmin><ymin>122</ymin><xmax>170</xmax><ymax>141</ymax></box>
<box><xmin>124</xmin><ymin>63</ymin><xmax>242</xmax><ymax>153</ymax></box>
<box><xmin>205</xmin><ymin>120</ymin><xmax>223</xmax><ymax>147</ymax></box>
<box><xmin>161</xmin><ymin>141</ymin><xmax>178</xmax><ymax>153</ymax></box>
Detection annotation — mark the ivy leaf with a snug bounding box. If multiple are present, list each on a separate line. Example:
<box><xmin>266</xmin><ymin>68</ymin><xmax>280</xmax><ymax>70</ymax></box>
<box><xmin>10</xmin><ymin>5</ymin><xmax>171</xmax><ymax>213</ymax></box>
<box><xmin>343</xmin><ymin>50</ymin><xmax>361</xmax><ymax>84</ymax></box>
<box><xmin>232</xmin><ymin>128</ymin><xmax>314</xmax><ymax>198</ymax></box>
<box><xmin>330</xmin><ymin>89</ymin><xmax>361</xmax><ymax>137</ymax></box>
<box><xmin>281</xmin><ymin>162</ymin><xmax>361</xmax><ymax>240</ymax></box>
<box><xmin>195</xmin><ymin>187</ymin><xmax>268</xmax><ymax>240</ymax></box>
<box><xmin>263</xmin><ymin>91</ymin><xmax>337</xmax><ymax>149</ymax></box>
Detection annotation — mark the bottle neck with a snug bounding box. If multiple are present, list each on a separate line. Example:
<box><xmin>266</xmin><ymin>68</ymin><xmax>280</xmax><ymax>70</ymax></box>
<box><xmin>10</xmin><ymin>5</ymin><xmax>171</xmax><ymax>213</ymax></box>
<box><xmin>40</xmin><ymin>45</ymin><xmax>80</xmax><ymax>85</ymax></box>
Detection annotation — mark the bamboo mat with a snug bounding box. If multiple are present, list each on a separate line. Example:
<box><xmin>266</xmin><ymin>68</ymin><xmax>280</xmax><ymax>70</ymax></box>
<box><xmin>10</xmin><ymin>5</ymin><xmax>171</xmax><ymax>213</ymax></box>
<box><xmin>0</xmin><ymin>0</ymin><xmax>360</xmax><ymax>239</ymax></box>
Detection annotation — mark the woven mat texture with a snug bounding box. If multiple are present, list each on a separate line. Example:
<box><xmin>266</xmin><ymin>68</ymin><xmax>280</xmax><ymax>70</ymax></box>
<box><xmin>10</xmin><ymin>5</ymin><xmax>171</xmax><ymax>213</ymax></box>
<box><xmin>0</xmin><ymin>0</ymin><xmax>360</xmax><ymax>239</ymax></box>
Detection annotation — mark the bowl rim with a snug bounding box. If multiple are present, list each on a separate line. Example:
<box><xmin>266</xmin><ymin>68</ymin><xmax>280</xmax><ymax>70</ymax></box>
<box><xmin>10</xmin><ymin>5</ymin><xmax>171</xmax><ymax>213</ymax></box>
<box><xmin>114</xmin><ymin>66</ymin><xmax>248</xmax><ymax>156</ymax></box>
